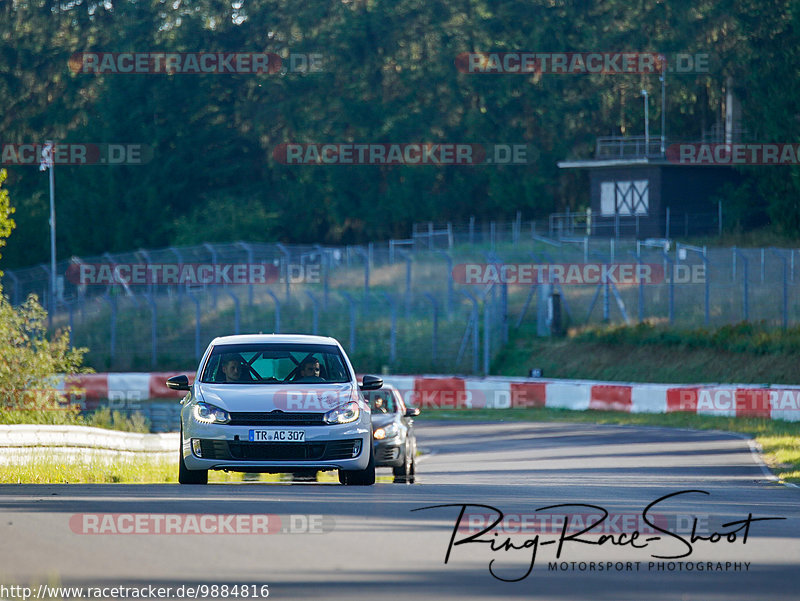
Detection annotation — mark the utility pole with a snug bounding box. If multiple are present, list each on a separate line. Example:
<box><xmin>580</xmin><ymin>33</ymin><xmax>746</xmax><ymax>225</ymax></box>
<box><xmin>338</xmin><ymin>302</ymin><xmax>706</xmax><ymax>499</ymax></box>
<box><xmin>642</xmin><ymin>89</ymin><xmax>650</xmax><ymax>153</ymax></box>
<box><xmin>40</xmin><ymin>141</ymin><xmax>56</xmax><ymax>322</ymax></box>
<box><xmin>660</xmin><ymin>54</ymin><xmax>666</xmax><ymax>155</ymax></box>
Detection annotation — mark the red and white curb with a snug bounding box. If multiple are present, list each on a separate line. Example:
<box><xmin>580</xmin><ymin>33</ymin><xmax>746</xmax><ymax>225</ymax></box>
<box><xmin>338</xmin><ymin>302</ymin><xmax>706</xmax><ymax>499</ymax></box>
<box><xmin>49</xmin><ymin>373</ymin><xmax>800</xmax><ymax>422</ymax></box>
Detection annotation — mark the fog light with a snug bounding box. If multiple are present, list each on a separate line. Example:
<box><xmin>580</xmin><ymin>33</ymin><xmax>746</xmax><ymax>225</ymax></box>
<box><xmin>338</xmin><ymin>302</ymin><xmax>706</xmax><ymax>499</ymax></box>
<box><xmin>352</xmin><ymin>439</ymin><xmax>362</xmax><ymax>457</ymax></box>
<box><xmin>192</xmin><ymin>439</ymin><xmax>202</xmax><ymax>457</ymax></box>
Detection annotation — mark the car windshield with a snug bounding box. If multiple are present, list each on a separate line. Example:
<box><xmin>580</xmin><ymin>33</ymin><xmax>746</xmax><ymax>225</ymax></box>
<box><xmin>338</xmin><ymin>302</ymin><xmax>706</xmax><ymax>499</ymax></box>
<box><xmin>200</xmin><ymin>343</ymin><xmax>350</xmax><ymax>384</ymax></box>
<box><xmin>365</xmin><ymin>390</ymin><xmax>397</xmax><ymax>413</ymax></box>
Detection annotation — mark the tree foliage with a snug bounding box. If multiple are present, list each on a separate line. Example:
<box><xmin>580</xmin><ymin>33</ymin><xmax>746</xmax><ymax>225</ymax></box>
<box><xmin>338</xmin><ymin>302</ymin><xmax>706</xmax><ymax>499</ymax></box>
<box><xmin>0</xmin><ymin>0</ymin><xmax>798</xmax><ymax>267</ymax></box>
<box><xmin>0</xmin><ymin>169</ymin><xmax>89</xmax><ymax>424</ymax></box>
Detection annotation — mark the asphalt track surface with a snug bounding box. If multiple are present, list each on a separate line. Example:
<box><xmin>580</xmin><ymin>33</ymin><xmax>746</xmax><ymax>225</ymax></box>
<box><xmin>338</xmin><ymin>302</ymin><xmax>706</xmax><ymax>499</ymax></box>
<box><xmin>1</xmin><ymin>421</ymin><xmax>798</xmax><ymax>600</ymax></box>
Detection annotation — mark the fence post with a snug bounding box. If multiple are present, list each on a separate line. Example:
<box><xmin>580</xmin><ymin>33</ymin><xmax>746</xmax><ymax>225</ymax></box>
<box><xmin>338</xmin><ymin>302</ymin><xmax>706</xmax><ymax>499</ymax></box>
<box><xmin>226</xmin><ymin>290</ymin><xmax>241</xmax><ymax>334</ymax></box>
<box><xmin>235</xmin><ymin>242</ymin><xmax>255</xmax><ymax>306</ymax></box>
<box><xmin>203</xmin><ymin>243</ymin><xmax>218</xmax><ymax>309</ymax></box>
<box><xmin>436</xmin><ymin>250</ymin><xmax>454</xmax><ymax>314</ymax></box>
<box><xmin>275</xmin><ymin>243</ymin><xmax>291</xmax><ymax>302</ymax></box>
<box><xmin>661</xmin><ymin>251</ymin><xmax>675</xmax><ymax>324</ymax></box>
<box><xmin>187</xmin><ymin>290</ymin><xmax>201</xmax><ymax>361</ymax></box>
<box><xmin>381</xmin><ymin>292</ymin><xmax>397</xmax><ymax>365</ymax></box>
<box><xmin>770</xmin><ymin>249</ymin><xmax>788</xmax><ymax>329</ymax></box>
<box><xmin>424</xmin><ymin>293</ymin><xmax>438</xmax><ymax>366</ymax></box>
<box><xmin>353</xmin><ymin>247</ymin><xmax>370</xmax><ymax>313</ymax></box>
<box><xmin>102</xmin><ymin>295</ymin><xmax>117</xmax><ymax>365</ymax></box>
<box><xmin>341</xmin><ymin>292</ymin><xmax>357</xmax><ymax>353</ymax></box>
<box><xmin>483</xmin><ymin>290</ymin><xmax>491</xmax><ymax>375</ymax></box>
<box><xmin>264</xmin><ymin>289</ymin><xmax>281</xmax><ymax>333</ymax></box>
<box><xmin>458</xmin><ymin>290</ymin><xmax>480</xmax><ymax>374</ymax></box>
<box><xmin>143</xmin><ymin>293</ymin><xmax>157</xmax><ymax>369</ymax></box>
<box><xmin>305</xmin><ymin>291</ymin><xmax>320</xmax><ymax>335</ymax></box>
<box><xmin>732</xmin><ymin>248</ymin><xmax>749</xmax><ymax>321</ymax></box>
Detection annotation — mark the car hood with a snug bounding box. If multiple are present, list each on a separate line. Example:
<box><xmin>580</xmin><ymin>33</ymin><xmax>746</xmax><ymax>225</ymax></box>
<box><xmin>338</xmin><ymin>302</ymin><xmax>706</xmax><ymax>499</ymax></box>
<box><xmin>196</xmin><ymin>382</ymin><xmax>357</xmax><ymax>413</ymax></box>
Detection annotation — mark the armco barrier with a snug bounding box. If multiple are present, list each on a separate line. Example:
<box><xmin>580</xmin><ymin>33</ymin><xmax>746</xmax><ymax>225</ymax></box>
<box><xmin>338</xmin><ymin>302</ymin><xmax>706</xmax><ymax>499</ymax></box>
<box><xmin>42</xmin><ymin>373</ymin><xmax>800</xmax><ymax>422</ymax></box>
<box><xmin>0</xmin><ymin>424</ymin><xmax>178</xmax><ymax>465</ymax></box>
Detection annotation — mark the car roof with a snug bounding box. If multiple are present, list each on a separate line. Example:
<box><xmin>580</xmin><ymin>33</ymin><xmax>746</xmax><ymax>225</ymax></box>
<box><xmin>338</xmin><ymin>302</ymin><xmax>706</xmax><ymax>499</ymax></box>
<box><xmin>210</xmin><ymin>334</ymin><xmax>342</xmax><ymax>346</ymax></box>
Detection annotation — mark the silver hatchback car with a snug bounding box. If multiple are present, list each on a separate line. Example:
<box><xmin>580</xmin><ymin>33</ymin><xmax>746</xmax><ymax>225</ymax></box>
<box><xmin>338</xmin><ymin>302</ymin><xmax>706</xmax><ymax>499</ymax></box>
<box><xmin>167</xmin><ymin>334</ymin><xmax>381</xmax><ymax>485</ymax></box>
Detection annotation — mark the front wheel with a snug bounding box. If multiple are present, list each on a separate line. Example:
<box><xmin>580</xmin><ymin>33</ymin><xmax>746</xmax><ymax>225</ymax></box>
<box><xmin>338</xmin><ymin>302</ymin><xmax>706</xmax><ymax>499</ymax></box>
<box><xmin>339</xmin><ymin>442</ymin><xmax>375</xmax><ymax>486</ymax></box>
<box><xmin>178</xmin><ymin>429</ymin><xmax>208</xmax><ymax>485</ymax></box>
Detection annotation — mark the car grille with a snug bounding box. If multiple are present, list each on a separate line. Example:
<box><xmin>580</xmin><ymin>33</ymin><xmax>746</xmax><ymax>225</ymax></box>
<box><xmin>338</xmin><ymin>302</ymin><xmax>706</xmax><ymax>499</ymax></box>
<box><xmin>198</xmin><ymin>439</ymin><xmax>361</xmax><ymax>461</ymax></box>
<box><xmin>228</xmin><ymin>412</ymin><xmax>326</xmax><ymax>426</ymax></box>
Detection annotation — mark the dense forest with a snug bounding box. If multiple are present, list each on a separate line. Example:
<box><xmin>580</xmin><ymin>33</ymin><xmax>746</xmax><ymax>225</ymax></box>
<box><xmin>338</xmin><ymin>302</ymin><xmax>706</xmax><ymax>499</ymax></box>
<box><xmin>1</xmin><ymin>0</ymin><xmax>798</xmax><ymax>269</ymax></box>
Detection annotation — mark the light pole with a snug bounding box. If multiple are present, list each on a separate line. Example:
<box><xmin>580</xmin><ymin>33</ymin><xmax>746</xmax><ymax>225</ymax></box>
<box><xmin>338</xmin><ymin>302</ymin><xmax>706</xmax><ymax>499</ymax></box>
<box><xmin>659</xmin><ymin>54</ymin><xmax>666</xmax><ymax>155</ymax></box>
<box><xmin>39</xmin><ymin>141</ymin><xmax>56</xmax><ymax>320</ymax></box>
<box><xmin>641</xmin><ymin>89</ymin><xmax>649</xmax><ymax>153</ymax></box>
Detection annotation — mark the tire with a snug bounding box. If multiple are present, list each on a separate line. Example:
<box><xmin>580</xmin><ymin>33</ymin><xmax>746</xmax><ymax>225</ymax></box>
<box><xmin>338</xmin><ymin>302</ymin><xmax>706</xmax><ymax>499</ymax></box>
<box><xmin>393</xmin><ymin>439</ymin><xmax>416</xmax><ymax>483</ymax></box>
<box><xmin>339</xmin><ymin>442</ymin><xmax>375</xmax><ymax>486</ymax></box>
<box><xmin>178</xmin><ymin>429</ymin><xmax>208</xmax><ymax>485</ymax></box>
<box><xmin>393</xmin><ymin>441</ymin><xmax>413</xmax><ymax>483</ymax></box>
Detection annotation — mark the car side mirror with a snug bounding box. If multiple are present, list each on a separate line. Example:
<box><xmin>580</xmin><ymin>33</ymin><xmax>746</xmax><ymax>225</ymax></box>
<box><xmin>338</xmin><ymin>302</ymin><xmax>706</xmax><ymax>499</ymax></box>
<box><xmin>166</xmin><ymin>374</ymin><xmax>191</xmax><ymax>391</ymax></box>
<box><xmin>405</xmin><ymin>407</ymin><xmax>420</xmax><ymax>417</ymax></box>
<box><xmin>360</xmin><ymin>375</ymin><xmax>383</xmax><ymax>391</ymax></box>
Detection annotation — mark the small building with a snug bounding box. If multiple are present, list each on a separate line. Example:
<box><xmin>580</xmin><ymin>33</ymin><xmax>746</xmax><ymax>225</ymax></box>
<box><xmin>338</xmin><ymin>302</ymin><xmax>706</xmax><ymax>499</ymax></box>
<box><xmin>557</xmin><ymin>135</ymin><xmax>740</xmax><ymax>238</ymax></box>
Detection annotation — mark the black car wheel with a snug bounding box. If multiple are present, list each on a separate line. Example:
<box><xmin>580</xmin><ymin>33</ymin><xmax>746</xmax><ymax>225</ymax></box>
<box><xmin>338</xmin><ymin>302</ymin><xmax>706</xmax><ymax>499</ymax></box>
<box><xmin>178</xmin><ymin>428</ymin><xmax>208</xmax><ymax>485</ymax></box>
<box><xmin>339</xmin><ymin>442</ymin><xmax>375</xmax><ymax>485</ymax></box>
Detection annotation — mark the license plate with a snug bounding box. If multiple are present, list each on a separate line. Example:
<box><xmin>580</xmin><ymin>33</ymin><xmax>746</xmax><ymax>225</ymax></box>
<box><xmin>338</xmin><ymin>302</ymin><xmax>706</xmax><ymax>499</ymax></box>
<box><xmin>249</xmin><ymin>429</ymin><xmax>306</xmax><ymax>442</ymax></box>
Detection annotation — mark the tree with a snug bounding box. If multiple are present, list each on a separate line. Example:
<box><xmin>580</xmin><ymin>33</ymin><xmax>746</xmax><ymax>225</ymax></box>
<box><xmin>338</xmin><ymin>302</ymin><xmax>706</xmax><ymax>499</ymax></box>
<box><xmin>0</xmin><ymin>169</ymin><xmax>89</xmax><ymax>424</ymax></box>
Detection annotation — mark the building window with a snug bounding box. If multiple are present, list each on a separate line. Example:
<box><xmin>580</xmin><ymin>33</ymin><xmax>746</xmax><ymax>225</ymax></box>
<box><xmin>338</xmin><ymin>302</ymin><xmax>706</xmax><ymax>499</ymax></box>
<box><xmin>600</xmin><ymin>180</ymin><xmax>649</xmax><ymax>216</ymax></box>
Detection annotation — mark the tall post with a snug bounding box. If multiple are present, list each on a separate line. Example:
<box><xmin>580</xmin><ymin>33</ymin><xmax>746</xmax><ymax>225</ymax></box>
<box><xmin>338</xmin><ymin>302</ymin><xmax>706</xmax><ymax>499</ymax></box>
<box><xmin>40</xmin><ymin>142</ymin><xmax>56</xmax><ymax>322</ymax></box>
<box><xmin>660</xmin><ymin>54</ymin><xmax>666</xmax><ymax>155</ymax></box>
<box><xmin>642</xmin><ymin>90</ymin><xmax>649</xmax><ymax>151</ymax></box>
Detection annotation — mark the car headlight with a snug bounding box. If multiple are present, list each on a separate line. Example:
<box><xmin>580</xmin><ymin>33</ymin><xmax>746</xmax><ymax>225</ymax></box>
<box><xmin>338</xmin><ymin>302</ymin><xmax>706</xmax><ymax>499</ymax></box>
<box><xmin>373</xmin><ymin>423</ymin><xmax>398</xmax><ymax>440</ymax></box>
<box><xmin>323</xmin><ymin>401</ymin><xmax>360</xmax><ymax>424</ymax></box>
<box><xmin>192</xmin><ymin>402</ymin><xmax>230</xmax><ymax>424</ymax></box>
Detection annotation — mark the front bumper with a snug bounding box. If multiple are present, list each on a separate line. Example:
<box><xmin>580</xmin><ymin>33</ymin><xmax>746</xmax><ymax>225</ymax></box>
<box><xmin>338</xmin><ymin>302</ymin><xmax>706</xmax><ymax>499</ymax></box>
<box><xmin>181</xmin><ymin>419</ymin><xmax>372</xmax><ymax>472</ymax></box>
<box><xmin>373</xmin><ymin>438</ymin><xmax>404</xmax><ymax>467</ymax></box>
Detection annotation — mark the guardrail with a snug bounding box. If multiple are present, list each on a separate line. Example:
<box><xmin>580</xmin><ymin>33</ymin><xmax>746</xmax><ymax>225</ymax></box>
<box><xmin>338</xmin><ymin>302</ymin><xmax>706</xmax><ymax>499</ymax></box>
<box><xmin>0</xmin><ymin>425</ymin><xmax>178</xmax><ymax>464</ymax></box>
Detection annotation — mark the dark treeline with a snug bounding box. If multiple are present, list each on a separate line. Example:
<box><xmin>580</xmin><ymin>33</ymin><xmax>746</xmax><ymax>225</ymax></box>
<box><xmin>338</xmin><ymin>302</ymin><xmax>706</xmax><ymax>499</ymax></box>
<box><xmin>1</xmin><ymin>0</ymin><xmax>797</xmax><ymax>269</ymax></box>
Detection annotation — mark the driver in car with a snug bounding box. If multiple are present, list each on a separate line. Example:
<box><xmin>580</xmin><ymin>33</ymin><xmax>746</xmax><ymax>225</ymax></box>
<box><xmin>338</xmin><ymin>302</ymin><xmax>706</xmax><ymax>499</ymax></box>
<box><xmin>221</xmin><ymin>355</ymin><xmax>249</xmax><ymax>382</ymax></box>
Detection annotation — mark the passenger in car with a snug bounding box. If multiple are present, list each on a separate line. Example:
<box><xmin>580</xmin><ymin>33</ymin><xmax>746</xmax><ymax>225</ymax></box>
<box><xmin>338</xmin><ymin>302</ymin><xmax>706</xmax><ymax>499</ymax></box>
<box><xmin>295</xmin><ymin>357</ymin><xmax>325</xmax><ymax>382</ymax></box>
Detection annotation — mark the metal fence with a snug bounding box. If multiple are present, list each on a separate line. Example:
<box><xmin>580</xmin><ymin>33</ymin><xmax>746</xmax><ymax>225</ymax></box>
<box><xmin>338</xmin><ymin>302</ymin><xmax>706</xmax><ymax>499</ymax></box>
<box><xmin>3</xmin><ymin>224</ymin><xmax>800</xmax><ymax>375</ymax></box>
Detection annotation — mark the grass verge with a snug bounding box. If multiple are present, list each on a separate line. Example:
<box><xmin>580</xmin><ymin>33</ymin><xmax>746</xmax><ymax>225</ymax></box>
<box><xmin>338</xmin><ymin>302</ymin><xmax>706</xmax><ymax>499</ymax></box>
<box><xmin>0</xmin><ymin>455</ymin><xmax>396</xmax><ymax>484</ymax></box>
<box><xmin>420</xmin><ymin>407</ymin><xmax>800</xmax><ymax>484</ymax></box>
<box><xmin>494</xmin><ymin>322</ymin><xmax>800</xmax><ymax>384</ymax></box>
